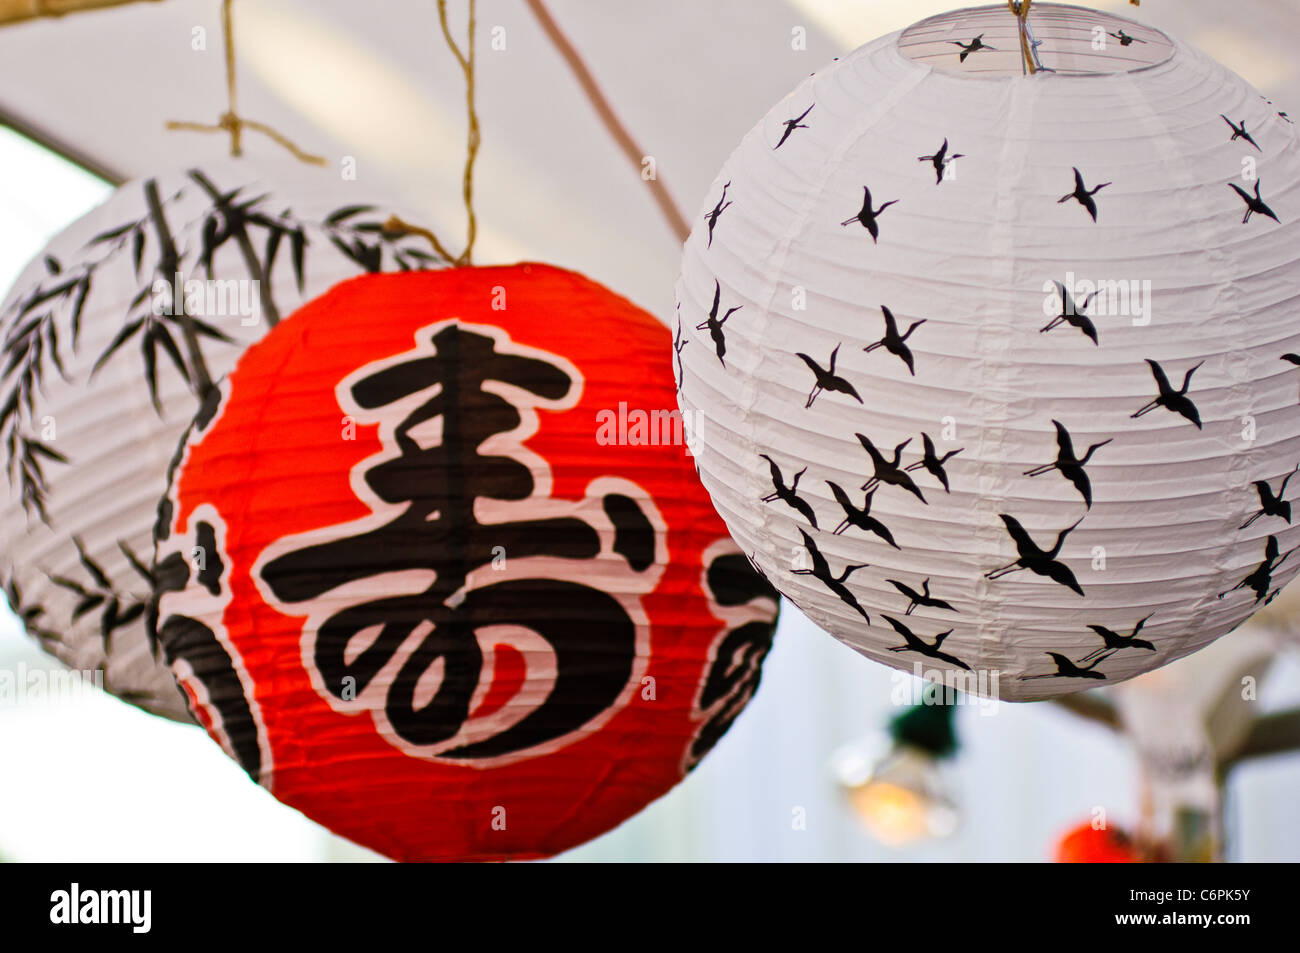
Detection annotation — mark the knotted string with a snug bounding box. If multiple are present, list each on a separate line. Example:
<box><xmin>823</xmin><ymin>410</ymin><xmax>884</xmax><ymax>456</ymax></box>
<box><xmin>166</xmin><ymin>0</ymin><xmax>326</xmax><ymax>165</ymax></box>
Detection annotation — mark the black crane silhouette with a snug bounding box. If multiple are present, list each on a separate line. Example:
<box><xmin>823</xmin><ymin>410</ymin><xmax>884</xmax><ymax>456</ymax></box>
<box><xmin>796</xmin><ymin>344</ymin><xmax>863</xmax><ymax>408</ymax></box>
<box><xmin>1241</xmin><ymin>465</ymin><xmax>1299</xmax><ymax>528</ymax></box>
<box><xmin>827</xmin><ymin>482</ymin><xmax>898</xmax><ymax>548</ymax></box>
<box><xmin>1229</xmin><ymin>179</ymin><xmax>1280</xmax><ymax>224</ymax></box>
<box><xmin>1108</xmin><ymin>29</ymin><xmax>1144</xmax><ymax>47</ymax></box>
<box><xmin>696</xmin><ymin>279</ymin><xmax>741</xmax><ymax>367</ymax></box>
<box><xmin>760</xmin><ymin>455</ymin><xmax>819</xmax><ymax>529</ymax></box>
<box><xmin>841</xmin><ymin>185</ymin><xmax>897</xmax><ymax>243</ymax></box>
<box><xmin>1132</xmin><ymin>359</ymin><xmax>1203</xmax><ymax>429</ymax></box>
<box><xmin>1081</xmin><ymin>616</ymin><xmax>1156</xmax><ymax>662</ymax></box>
<box><xmin>1220</xmin><ymin>535</ymin><xmax>1299</xmax><ymax>603</ymax></box>
<box><xmin>883</xmin><ymin>615</ymin><xmax>970</xmax><ymax>670</ymax></box>
<box><xmin>1265</xmin><ymin>97</ymin><xmax>1295</xmax><ymax>124</ymax></box>
<box><xmin>1281</xmin><ymin>354</ymin><xmax>1300</xmax><ymax>405</ymax></box>
<box><xmin>904</xmin><ymin>432</ymin><xmax>963</xmax><ymax>493</ymax></box>
<box><xmin>1041</xmin><ymin>282</ymin><xmax>1100</xmax><ymax>345</ymax></box>
<box><xmin>863</xmin><ymin>305</ymin><xmax>925</xmax><ymax>375</ymax></box>
<box><xmin>1058</xmin><ymin>167</ymin><xmax>1111</xmax><ymax>222</ymax></box>
<box><xmin>704</xmin><ymin>182</ymin><xmax>731</xmax><ymax>248</ymax></box>
<box><xmin>673</xmin><ymin>309</ymin><xmax>688</xmax><ymax>392</ymax></box>
<box><xmin>1023</xmin><ymin>420</ymin><xmax>1112</xmax><ymax>509</ymax></box>
<box><xmin>917</xmin><ymin>138</ymin><xmax>964</xmax><ymax>185</ymax></box>
<box><xmin>1020</xmin><ymin>651</ymin><xmax>1112</xmax><ymax>681</ymax></box>
<box><xmin>793</xmin><ymin>529</ymin><xmax>871</xmax><ymax>622</ymax></box>
<box><xmin>775</xmin><ymin>104</ymin><xmax>814</xmax><ymax>149</ymax></box>
<box><xmin>857</xmin><ymin>434</ymin><xmax>927</xmax><ymax>504</ymax></box>
<box><xmin>986</xmin><ymin>514</ymin><xmax>1085</xmax><ymax>596</ymax></box>
<box><xmin>1221</xmin><ymin>115</ymin><xmax>1261</xmax><ymax>151</ymax></box>
<box><xmin>951</xmin><ymin>34</ymin><xmax>995</xmax><ymax>62</ymax></box>
<box><xmin>887</xmin><ymin>577</ymin><xmax>956</xmax><ymax>615</ymax></box>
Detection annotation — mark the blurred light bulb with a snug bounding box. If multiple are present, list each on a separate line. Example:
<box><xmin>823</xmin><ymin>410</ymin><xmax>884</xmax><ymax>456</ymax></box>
<box><xmin>832</xmin><ymin>743</ymin><xmax>958</xmax><ymax>847</ymax></box>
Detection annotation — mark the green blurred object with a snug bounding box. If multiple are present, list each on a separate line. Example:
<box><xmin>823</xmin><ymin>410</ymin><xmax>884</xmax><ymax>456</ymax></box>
<box><xmin>889</xmin><ymin>697</ymin><xmax>958</xmax><ymax>759</ymax></box>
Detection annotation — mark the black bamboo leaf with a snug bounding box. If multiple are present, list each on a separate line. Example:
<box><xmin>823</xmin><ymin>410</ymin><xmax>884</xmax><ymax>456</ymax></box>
<box><xmin>27</xmin><ymin>440</ymin><xmax>67</xmax><ymax>463</ymax></box>
<box><xmin>0</xmin><ymin>393</ymin><xmax>18</xmax><ymax>431</ymax></box>
<box><xmin>151</xmin><ymin>322</ymin><xmax>188</xmax><ymax>381</ymax></box>
<box><xmin>142</xmin><ymin>324</ymin><xmax>160</xmax><ymax>411</ymax></box>
<box><xmin>328</xmin><ymin>235</ymin><xmax>355</xmax><ymax>265</ymax></box>
<box><xmin>100</xmin><ymin>598</ymin><xmax>119</xmax><ymax>650</ymax></box>
<box><xmin>73</xmin><ymin>536</ymin><xmax>111</xmax><ymax>589</ymax></box>
<box><xmin>91</xmin><ymin>316</ymin><xmax>145</xmax><ymax>375</ymax></box>
<box><xmin>128</xmin><ymin>283</ymin><xmax>154</xmax><ymax>314</ymax></box>
<box><xmin>132</xmin><ymin>226</ymin><xmax>145</xmax><ymax>278</ymax></box>
<box><xmin>74</xmin><ymin>593</ymin><xmax>106</xmax><ymax>620</ymax></box>
<box><xmin>44</xmin><ymin>319</ymin><xmax>67</xmax><ymax>380</ymax></box>
<box><xmin>325</xmin><ymin>204</ymin><xmax>374</xmax><ymax>225</ymax></box>
<box><xmin>263</xmin><ymin>224</ymin><xmax>284</xmax><ymax>278</ymax></box>
<box><xmin>28</xmin><ymin>333</ymin><xmax>44</xmax><ymax>388</ymax></box>
<box><xmin>45</xmin><ymin>255</ymin><xmax>61</xmax><ymax>274</ymax></box>
<box><xmin>70</xmin><ymin>277</ymin><xmax>91</xmax><ymax>349</ymax></box>
<box><xmin>237</xmin><ymin>193</ymin><xmax>269</xmax><ymax>213</ymax></box>
<box><xmin>49</xmin><ymin>574</ymin><xmax>88</xmax><ymax>596</ymax></box>
<box><xmin>116</xmin><ymin>602</ymin><xmax>144</xmax><ymax>628</ymax></box>
<box><xmin>4</xmin><ymin>312</ymin><xmax>41</xmax><ymax>346</ymax></box>
<box><xmin>86</xmin><ymin>221</ymin><xmax>136</xmax><ymax>246</ymax></box>
<box><xmin>20</xmin><ymin>371</ymin><xmax>36</xmax><ymax>416</ymax></box>
<box><xmin>360</xmin><ymin>241</ymin><xmax>382</xmax><ymax>272</ymax></box>
<box><xmin>40</xmin><ymin>278</ymin><xmax>77</xmax><ymax>304</ymax></box>
<box><xmin>200</xmin><ymin>216</ymin><xmax>221</xmax><ymax>276</ymax></box>
<box><xmin>183</xmin><ymin>316</ymin><xmax>233</xmax><ymax>343</ymax></box>
<box><xmin>3</xmin><ymin>336</ymin><xmax>32</xmax><ymax>379</ymax></box>
<box><xmin>118</xmin><ymin>541</ymin><xmax>155</xmax><ymax>585</ymax></box>
<box><xmin>16</xmin><ymin>282</ymin><xmax>74</xmax><ymax>320</ymax></box>
<box><xmin>291</xmin><ymin>228</ymin><xmax>306</xmax><ymax>292</ymax></box>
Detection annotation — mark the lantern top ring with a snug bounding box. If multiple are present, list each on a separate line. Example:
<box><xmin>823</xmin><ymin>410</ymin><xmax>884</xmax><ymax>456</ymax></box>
<box><xmin>898</xmin><ymin>3</ymin><xmax>1175</xmax><ymax>79</ymax></box>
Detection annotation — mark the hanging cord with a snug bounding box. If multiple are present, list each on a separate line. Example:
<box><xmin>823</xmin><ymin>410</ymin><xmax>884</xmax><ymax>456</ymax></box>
<box><xmin>383</xmin><ymin>0</ymin><xmax>479</xmax><ymax>267</ymax></box>
<box><xmin>438</xmin><ymin>0</ymin><xmax>479</xmax><ymax>265</ymax></box>
<box><xmin>524</xmin><ymin>0</ymin><xmax>689</xmax><ymax>244</ymax></box>
<box><xmin>166</xmin><ymin>0</ymin><xmax>326</xmax><ymax>164</ymax></box>
<box><xmin>1008</xmin><ymin>0</ymin><xmax>1037</xmax><ymax>76</ymax></box>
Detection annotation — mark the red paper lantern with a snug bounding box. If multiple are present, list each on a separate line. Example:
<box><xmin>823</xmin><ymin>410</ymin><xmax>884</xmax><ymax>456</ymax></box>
<box><xmin>151</xmin><ymin>264</ymin><xmax>779</xmax><ymax>860</ymax></box>
<box><xmin>1054</xmin><ymin>822</ymin><xmax>1141</xmax><ymax>863</ymax></box>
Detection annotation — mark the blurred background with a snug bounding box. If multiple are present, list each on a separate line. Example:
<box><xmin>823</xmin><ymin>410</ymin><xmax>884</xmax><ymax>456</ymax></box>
<box><xmin>0</xmin><ymin>0</ymin><xmax>1298</xmax><ymax>861</ymax></box>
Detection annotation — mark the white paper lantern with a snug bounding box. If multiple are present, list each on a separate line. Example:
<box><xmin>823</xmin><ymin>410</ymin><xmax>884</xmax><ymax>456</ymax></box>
<box><xmin>676</xmin><ymin>3</ymin><xmax>1300</xmax><ymax>699</ymax></box>
<box><xmin>0</xmin><ymin>160</ymin><xmax>443</xmax><ymax>719</ymax></box>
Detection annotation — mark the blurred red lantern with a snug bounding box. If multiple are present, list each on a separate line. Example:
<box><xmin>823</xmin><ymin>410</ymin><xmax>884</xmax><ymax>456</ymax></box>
<box><xmin>150</xmin><ymin>264</ymin><xmax>779</xmax><ymax>861</ymax></box>
<box><xmin>1055</xmin><ymin>821</ymin><xmax>1142</xmax><ymax>863</ymax></box>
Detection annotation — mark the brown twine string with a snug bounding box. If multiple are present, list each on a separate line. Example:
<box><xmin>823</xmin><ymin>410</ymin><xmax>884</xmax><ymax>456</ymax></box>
<box><xmin>1008</xmin><ymin>0</ymin><xmax>1036</xmax><ymax>76</ymax></box>
<box><xmin>166</xmin><ymin>0</ymin><xmax>326</xmax><ymax>165</ymax></box>
<box><xmin>437</xmin><ymin>0</ymin><xmax>480</xmax><ymax>266</ymax></box>
<box><xmin>382</xmin><ymin>1</ymin><xmax>479</xmax><ymax>268</ymax></box>
<box><xmin>524</xmin><ymin>0</ymin><xmax>690</xmax><ymax>244</ymax></box>
<box><xmin>382</xmin><ymin>214</ymin><xmax>457</xmax><ymax>265</ymax></box>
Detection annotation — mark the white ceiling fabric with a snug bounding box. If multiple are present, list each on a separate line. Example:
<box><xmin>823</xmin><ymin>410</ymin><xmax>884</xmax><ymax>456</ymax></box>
<box><xmin>2</xmin><ymin>0</ymin><xmax>1295</xmax><ymax>318</ymax></box>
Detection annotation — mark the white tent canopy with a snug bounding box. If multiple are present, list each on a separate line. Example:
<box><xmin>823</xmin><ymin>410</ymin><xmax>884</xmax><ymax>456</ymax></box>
<box><xmin>3</xmin><ymin>0</ymin><xmax>1296</xmax><ymax>317</ymax></box>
